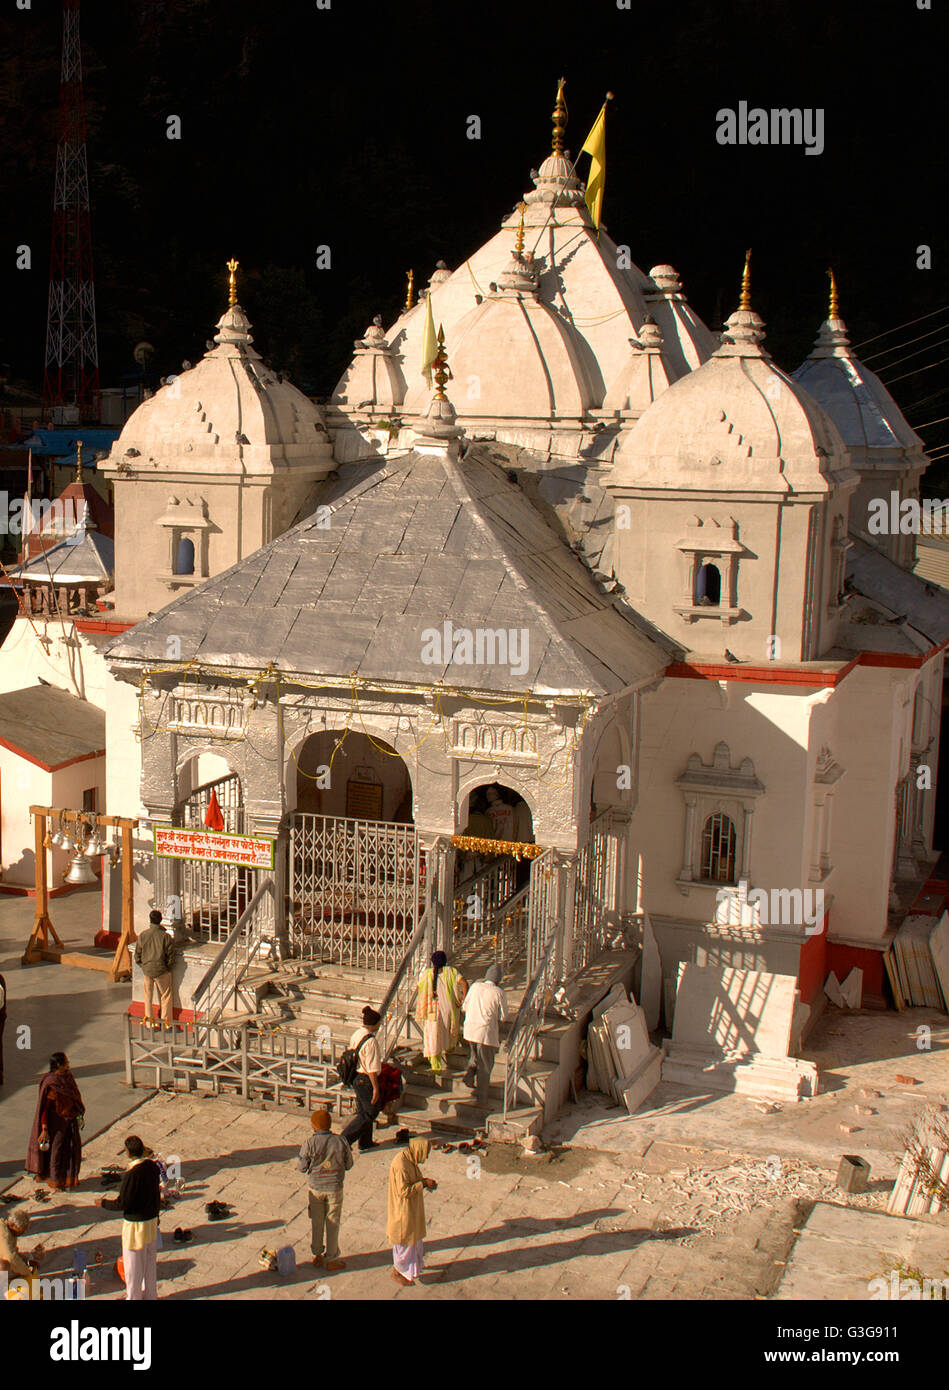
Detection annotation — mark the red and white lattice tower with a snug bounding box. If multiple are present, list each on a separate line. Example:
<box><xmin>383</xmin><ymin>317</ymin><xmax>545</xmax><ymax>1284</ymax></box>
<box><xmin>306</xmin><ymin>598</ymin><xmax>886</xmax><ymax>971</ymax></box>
<box><xmin>43</xmin><ymin>0</ymin><xmax>99</xmax><ymax>420</ymax></box>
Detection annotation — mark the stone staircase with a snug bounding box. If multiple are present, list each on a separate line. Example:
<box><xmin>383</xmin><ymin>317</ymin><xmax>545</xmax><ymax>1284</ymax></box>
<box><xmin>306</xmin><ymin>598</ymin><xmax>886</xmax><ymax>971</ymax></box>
<box><xmin>218</xmin><ymin>939</ymin><xmax>560</xmax><ymax>1139</ymax></box>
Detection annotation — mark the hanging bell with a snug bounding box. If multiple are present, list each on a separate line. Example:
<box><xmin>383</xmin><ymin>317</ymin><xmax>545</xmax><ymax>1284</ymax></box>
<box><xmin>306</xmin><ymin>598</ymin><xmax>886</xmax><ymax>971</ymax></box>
<box><xmin>85</xmin><ymin>825</ymin><xmax>108</xmax><ymax>856</ymax></box>
<box><xmin>63</xmin><ymin>849</ymin><xmax>98</xmax><ymax>885</ymax></box>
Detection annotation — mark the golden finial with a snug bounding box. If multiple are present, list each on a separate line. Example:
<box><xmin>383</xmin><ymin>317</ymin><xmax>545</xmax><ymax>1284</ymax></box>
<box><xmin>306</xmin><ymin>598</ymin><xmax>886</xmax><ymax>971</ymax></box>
<box><xmin>432</xmin><ymin>326</ymin><xmax>452</xmax><ymax>401</ymax></box>
<box><xmin>514</xmin><ymin>202</ymin><xmax>527</xmax><ymax>257</ymax></box>
<box><xmin>551</xmin><ymin>77</ymin><xmax>568</xmax><ymax>156</ymax></box>
<box><xmin>827</xmin><ymin>267</ymin><xmax>840</xmax><ymax>320</ymax></box>
<box><xmin>404</xmin><ymin>269</ymin><xmax>416</xmax><ymax>312</ymax></box>
<box><xmin>739</xmin><ymin>248</ymin><xmax>752</xmax><ymax>311</ymax></box>
<box><xmin>75</xmin><ymin>439</ymin><xmax>83</xmax><ymax>483</ymax></box>
<box><xmin>226</xmin><ymin>258</ymin><xmax>239</xmax><ymax>308</ymax></box>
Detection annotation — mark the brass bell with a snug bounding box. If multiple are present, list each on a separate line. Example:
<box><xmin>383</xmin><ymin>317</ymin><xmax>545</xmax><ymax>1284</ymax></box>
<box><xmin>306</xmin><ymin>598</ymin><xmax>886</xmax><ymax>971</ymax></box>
<box><xmin>63</xmin><ymin>849</ymin><xmax>97</xmax><ymax>885</ymax></box>
<box><xmin>85</xmin><ymin>825</ymin><xmax>108</xmax><ymax>856</ymax></box>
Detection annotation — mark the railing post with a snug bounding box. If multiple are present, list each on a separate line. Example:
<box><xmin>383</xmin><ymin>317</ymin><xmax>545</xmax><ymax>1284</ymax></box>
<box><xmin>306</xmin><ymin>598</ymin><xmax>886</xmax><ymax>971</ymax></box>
<box><xmin>241</xmin><ymin>1026</ymin><xmax>249</xmax><ymax>1099</ymax></box>
<box><xmin>124</xmin><ymin>1013</ymin><xmax>134</xmax><ymax>1087</ymax></box>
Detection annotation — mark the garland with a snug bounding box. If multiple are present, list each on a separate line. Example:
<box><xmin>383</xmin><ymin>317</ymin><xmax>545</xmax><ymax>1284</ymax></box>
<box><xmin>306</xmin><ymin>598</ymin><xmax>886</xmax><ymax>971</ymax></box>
<box><xmin>450</xmin><ymin>835</ymin><xmax>544</xmax><ymax>861</ymax></box>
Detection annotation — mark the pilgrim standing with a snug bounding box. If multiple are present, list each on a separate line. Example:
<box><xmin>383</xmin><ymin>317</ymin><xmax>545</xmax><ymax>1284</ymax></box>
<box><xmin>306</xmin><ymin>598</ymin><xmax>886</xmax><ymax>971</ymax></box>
<box><xmin>134</xmin><ymin>908</ymin><xmax>179</xmax><ymax>1027</ymax></box>
<box><xmin>415</xmin><ymin>952</ymin><xmax>467</xmax><ymax>1074</ymax></box>
<box><xmin>97</xmin><ymin>1135</ymin><xmax>162</xmax><ymax>1301</ymax></box>
<box><xmin>298</xmin><ymin>1108</ymin><xmax>352</xmax><ymax>1270</ymax></box>
<box><xmin>26</xmin><ymin>1052</ymin><xmax>85</xmax><ymax>1190</ymax></box>
<box><xmin>386</xmin><ymin>1138</ymin><xmax>435</xmax><ymax>1286</ymax></box>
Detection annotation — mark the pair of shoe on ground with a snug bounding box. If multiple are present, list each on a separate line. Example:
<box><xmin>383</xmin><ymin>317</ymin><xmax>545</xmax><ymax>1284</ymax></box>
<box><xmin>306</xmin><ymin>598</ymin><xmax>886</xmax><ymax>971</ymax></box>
<box><xmin>311</xmin><ymin>1255</ymin><xmax>345</xmax><ymax>1271</ymax></box>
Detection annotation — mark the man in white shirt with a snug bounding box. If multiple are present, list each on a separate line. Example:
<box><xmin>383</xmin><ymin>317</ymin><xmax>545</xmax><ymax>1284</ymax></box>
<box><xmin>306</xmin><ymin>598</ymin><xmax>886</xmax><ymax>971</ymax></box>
<box><xmin>341</xmin><ymin>1006</ymin><xmax>383</xmax><ymax>1151</ymax></box>
<box><xmin>461</xmin><ymin>965</ymin><xmax>508</xmax><ymax>1105</ymax></box>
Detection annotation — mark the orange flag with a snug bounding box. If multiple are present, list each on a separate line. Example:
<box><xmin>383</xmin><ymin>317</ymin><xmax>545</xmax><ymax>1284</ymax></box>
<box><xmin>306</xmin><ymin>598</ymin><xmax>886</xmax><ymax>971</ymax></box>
<box><xmin>204</xmin><ymin>789</ymin><xmax>225</xmax><ymax>832</ymax></box>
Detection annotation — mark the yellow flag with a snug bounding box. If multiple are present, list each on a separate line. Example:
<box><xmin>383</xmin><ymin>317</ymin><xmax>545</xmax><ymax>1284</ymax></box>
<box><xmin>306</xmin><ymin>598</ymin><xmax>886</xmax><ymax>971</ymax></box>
<box><xmin>581</xmin><ymin>104</ymin><xmax>607</xmax><ymax>230</ymax></box>
<box><xmin>421</xmin><ymin>291</ymin><xmax>437</xmax><ymax>383</ymax></box>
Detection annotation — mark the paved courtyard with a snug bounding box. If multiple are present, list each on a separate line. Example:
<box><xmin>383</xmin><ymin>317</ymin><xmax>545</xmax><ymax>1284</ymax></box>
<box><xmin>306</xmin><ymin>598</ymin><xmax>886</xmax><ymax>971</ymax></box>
<box><xmin>5</xmin><ymin>1084</ymin><xmax>943</xmax><ymax>1302</ymax></box>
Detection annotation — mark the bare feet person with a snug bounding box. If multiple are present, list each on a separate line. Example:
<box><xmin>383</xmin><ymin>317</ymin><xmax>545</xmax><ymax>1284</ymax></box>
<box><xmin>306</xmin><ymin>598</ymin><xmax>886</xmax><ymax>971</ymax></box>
<box><xmin>386</xmin><ymin>1138</ymin><xmax>435</xmax><ymax>1286</ymax></box>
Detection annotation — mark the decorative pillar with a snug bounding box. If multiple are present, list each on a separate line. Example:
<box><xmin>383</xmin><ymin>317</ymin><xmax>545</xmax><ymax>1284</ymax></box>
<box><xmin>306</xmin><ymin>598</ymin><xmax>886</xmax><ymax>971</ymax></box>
<box><xmin>740</xmin><ymin>805</ymin><xmax>754</xmax><ymax>880</ymax></box>
<box><xmin>250</xmin><ymin>811</ymin><xmax>289</xmax><ymax>951</ymax></box>
<box><xmin>680</xmin><ymin>796</ymin><xmax>697</xmax><ymax>881</ymax></box>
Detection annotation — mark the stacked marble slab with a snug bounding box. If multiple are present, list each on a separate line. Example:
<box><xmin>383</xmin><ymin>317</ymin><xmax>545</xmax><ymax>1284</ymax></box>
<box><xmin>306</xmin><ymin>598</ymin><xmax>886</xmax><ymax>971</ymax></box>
<box><xmin>661</xmin><ymin>962</ymin><xmax>819</xmax><ymax>1102</ymax></box>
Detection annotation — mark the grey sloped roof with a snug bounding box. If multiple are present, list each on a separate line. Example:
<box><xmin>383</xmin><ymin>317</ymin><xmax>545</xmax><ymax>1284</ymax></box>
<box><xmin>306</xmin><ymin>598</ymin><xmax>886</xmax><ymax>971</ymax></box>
<box><xmin>104</xmin><ymin>447</ymin><xmax>671</xmax><ymax>696</ymax></box>
<box><xmin>0</xmin><ymin>686</ymin><xmax>105</xmax><ymax>768</ymax></box>
<box><xmin>838</xmin><ymin>535</ymin><xmax>949</xmax><ymax>651</ymax></box>
<box><xmin>13</xmin><ymin>526</ymin><xmax>113</xmax><ymax>584</ymax></box>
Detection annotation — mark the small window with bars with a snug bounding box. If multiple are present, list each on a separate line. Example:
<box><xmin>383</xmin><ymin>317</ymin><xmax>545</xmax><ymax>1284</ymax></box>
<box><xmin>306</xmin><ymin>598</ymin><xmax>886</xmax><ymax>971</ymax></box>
<box><xmin>701</xmin><ymin>812</ymin><xmax>737</xmax><ymax>883</ymax></box>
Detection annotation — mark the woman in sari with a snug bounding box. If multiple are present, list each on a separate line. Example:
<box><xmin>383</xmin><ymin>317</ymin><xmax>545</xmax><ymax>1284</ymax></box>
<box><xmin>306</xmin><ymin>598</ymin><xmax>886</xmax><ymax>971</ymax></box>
<box><xmin>414</xmin><ymin>951</ymin><xmax>467</xmax><ymax>1074</ymax></box>
<box><xmin>26</xmin><ymin>1052</ymin><xmax>85</xmax><ymax>1191</ymax></box>
<box><xmin>386</xmin><ymin>1138</ymin><xmax>434</xmax><ymax>1286</ymax></box>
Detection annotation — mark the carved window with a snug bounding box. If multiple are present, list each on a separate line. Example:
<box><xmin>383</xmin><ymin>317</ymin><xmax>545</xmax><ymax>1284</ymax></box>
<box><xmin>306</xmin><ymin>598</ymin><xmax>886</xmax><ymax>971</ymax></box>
<box><xmin>695</xmin><ymin>562</ymin><xmax>721</xmax><ymax>606</ymax></box>
<box><xmin>675</xmin><ymin>742</ymin><xmax>764</xmax><ymax>896</ymax></box>
<box><xmin>674</xmin><ymin>520</ymin><xmax>745</xmax><ymax>625</ymax></box>
<box><xmin>701</xmin><ymin>813</ymin><xmax>736</xmax><ymax>882</ymax></box>
<box><xmin>175</xmin><ymin>537</ymin><xmax>195</xmax><ymax>575</ymax></box>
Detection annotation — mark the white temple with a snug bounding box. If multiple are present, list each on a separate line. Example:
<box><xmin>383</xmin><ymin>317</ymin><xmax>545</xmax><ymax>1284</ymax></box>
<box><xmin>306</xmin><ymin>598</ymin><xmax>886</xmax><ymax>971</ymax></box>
<box><xmin>2</xmin><ymin>82</ymin><xmax>946</xmax><ymax>1076</ymax></box>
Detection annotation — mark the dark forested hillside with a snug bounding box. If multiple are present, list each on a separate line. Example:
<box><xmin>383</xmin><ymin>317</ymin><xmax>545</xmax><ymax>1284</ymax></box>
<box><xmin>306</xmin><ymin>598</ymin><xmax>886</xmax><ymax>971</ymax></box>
<box><xmin>1</xmin><ymin>0</ymin><xmax>947</xmax><ymax>469</ymax></box>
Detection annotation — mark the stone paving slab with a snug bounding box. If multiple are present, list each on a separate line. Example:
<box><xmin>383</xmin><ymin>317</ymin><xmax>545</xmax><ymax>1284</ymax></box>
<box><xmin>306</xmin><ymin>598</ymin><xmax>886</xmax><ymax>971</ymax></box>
<box><xmin>2</xmin><ymin>1090</ymin><xmax>821</xmax><ymax>1301</ymax></box>
<box><xmin>775</xmin><ymin>1202</ymin><xmax>949</xmax><ymax>1300</ymax></box>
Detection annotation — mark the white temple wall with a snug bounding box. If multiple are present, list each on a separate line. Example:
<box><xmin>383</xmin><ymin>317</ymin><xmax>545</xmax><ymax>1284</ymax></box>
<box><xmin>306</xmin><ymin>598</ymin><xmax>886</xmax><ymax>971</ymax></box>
<box><xmin>611</xmin><ymin>496</ymin><xmax>821</xmax><ymax>663</ymax></box>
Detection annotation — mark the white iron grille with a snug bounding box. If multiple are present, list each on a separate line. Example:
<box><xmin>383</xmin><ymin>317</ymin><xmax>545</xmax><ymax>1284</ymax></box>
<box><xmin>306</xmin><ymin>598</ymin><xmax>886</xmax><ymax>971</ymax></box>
<box><xmin>178</xmin><ymin>774</ymin><xmax>252</xmax><ymax>943</ymax></box>
<box><xmin>290</xmin><ymin>813</ymin><xmax>421</xmax><ymax>971</ymax></box>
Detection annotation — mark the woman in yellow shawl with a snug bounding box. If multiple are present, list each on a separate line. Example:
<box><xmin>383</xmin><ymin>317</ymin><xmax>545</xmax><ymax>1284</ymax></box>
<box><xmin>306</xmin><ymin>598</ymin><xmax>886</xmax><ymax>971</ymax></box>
<box><xmin>414</xmin><ymin>951</ymin><xmax>467</xmax><ymax>1074</ymax></box>
<box><xmin>386</xmin><ymin>1137</ymin><xmax>434</xmax><ymax>1285</ymax></box>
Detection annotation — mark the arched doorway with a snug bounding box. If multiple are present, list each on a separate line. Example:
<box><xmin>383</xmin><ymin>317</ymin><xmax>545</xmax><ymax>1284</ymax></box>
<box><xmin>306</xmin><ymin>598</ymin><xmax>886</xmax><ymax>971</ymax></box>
<box><xmin>289</xmin><ymin>731</ymin><xmax>419</xmax><ymax>970</ymax></box>
<box><xmin>454</xmin><ymin>781</ymin><xmax>536</xmax><ymax>967</ymax></box>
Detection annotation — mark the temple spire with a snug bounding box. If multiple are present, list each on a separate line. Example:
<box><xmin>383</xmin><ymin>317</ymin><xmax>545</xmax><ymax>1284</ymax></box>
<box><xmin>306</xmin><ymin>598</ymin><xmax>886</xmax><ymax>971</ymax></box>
<box><xmin>827</xmin><ymin>267</ymin><xmax>840</xmax><ymax>321</ymax></box>
<box><xmin>739</xmin><ymin>248</ymin><xmax>752</xmax><ymax>312</ymax></box>
<box><xmin>226</xmin><ymin>257</ymin><xmax>239</xmax><ymax>308</ymax></box>
<box><xmin>404</xmin><ymin>269</ymin><xmax>416</xmax><ymax>312</ymax></box>
<box><xmin>551</xmin><ymin>77</ymin><xmax>568</xmax><ymax>156</ymax></box>
<box><xmin>514</xmin><ymin>201</ymin><xmax>527</xmax><ymax>257</ymax></box>
<box><xmin>75</xmin><ymin>439</ymin><xmax>83</xmax><ymax>483</ymax></box>
<box><xmin>432</xmin><ymin>326</ymin><xmax>451</xmax><ymax>401</ymax></box>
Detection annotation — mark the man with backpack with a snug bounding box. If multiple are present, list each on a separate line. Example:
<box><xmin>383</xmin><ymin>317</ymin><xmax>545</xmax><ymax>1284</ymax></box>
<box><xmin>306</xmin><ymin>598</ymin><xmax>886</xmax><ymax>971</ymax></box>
<box><xmin>340</xmin><ymin>1006</ymin><xmax>383</xmax><ymax>1152</ymax></box>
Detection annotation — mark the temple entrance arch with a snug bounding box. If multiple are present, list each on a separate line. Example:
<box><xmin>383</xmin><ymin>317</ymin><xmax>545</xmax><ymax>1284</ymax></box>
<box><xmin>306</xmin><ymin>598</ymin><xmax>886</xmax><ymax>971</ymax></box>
<box><xmin>289</xmin><ymin>731</ymin><xmax>419</xmax><ymax>970</ymax></box>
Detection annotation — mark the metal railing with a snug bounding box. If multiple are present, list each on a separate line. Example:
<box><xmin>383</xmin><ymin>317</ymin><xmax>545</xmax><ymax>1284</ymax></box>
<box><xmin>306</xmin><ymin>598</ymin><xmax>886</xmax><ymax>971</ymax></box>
<box><xmin>452</xmin><ymin>855</ymin><xmax>518</xmax><ymax>941</ymax></box>
<box><xmin>572</xmin><ymin>809</ymin><xmax>624</xmax><ymax>973</ymax></box>
<box><xmin>191</xmin><ymin>877</ymin><xmax>276</xmax><ymax>1027</ymax></box>
<box><xmin>375</xmin><ymin>850</ymin><xmax>440</xmax><ymax>1059</ymax></box>
<box><xmin>124</xmin><ymin>1014</ymin><xmax>355</xmax><ymax>1117</ymax></box>
<box><xmin>503</xmin><ymin>921</ymin><xmax>562</xmax><ymax>1118</ymax></box>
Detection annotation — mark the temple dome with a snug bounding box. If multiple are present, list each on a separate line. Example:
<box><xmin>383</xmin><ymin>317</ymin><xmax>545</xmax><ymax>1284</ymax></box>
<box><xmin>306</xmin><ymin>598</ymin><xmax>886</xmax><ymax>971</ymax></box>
<box><xmin>110</xmin><ymin>303</ymin><xmax>332</xmax><ymax>470</ymax></box>
<box><xmin>793</xmin><ymin>310</ymin><xmax>926</xmax><ymax>457</ymax></box>
<box><xmin>402</xmin><ymin>255</ymin><xmax>599</xmax><ymax>421</ymax></box>
<box><xmin>612</xmin><ymin>302</ymin><xmax>855</xmax><ymax>495</ymax></box>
